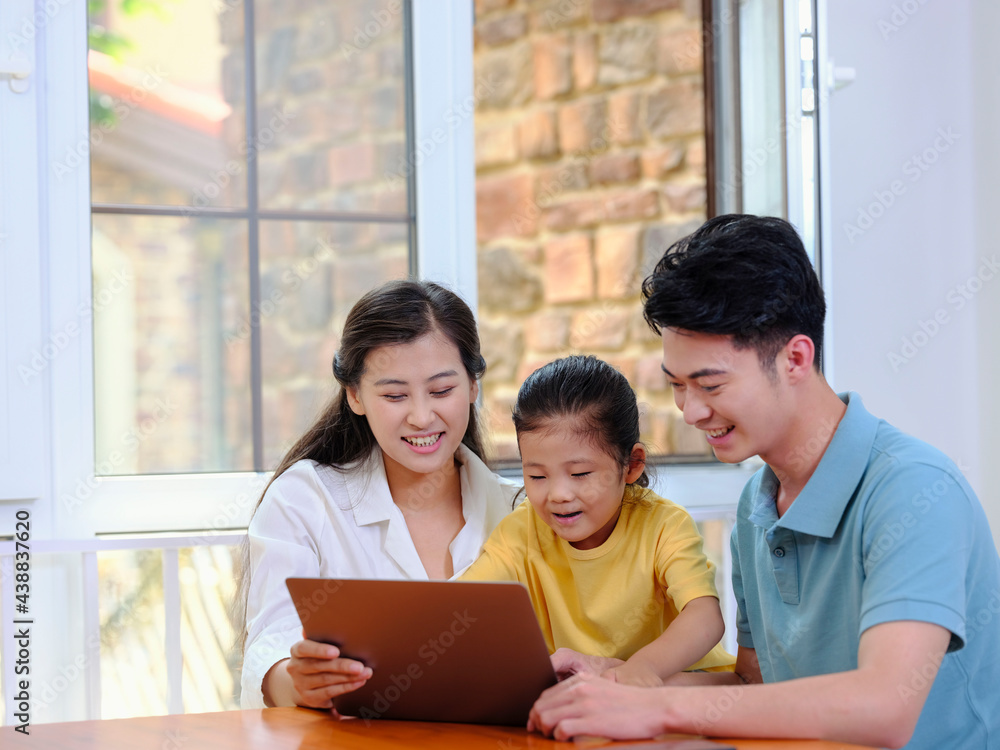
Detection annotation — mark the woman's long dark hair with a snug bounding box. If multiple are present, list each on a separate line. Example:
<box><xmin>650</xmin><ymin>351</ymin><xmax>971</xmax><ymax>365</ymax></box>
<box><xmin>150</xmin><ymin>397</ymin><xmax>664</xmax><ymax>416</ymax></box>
<box><xmin>237</xmin><ymin>279</ymin><xmax>488</xmax><ymax>659</ymax></box>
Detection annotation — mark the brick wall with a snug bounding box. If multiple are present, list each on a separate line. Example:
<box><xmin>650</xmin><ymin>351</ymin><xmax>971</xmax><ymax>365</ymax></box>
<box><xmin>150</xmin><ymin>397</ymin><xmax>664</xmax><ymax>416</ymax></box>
<box><xmin>473</xmin><ymin>0</ymin><xmax>712</xmax><ymax>460</ymax></box>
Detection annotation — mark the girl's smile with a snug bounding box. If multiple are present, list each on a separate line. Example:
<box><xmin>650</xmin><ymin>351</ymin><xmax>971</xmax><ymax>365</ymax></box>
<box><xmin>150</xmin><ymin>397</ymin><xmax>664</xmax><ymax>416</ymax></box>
<box><xmin>552</xmin><ymin>510</ymin><xmax>582</xmax><ymax>523</ymax></box>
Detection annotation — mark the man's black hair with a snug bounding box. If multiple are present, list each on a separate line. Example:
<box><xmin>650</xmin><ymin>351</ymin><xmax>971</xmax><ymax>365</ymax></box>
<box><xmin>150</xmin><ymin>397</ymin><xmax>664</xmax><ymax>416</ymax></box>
<box><xmin>641</xmin><ymin>214</ymin><xmax>826</xmax><ymax>372</ymax></box>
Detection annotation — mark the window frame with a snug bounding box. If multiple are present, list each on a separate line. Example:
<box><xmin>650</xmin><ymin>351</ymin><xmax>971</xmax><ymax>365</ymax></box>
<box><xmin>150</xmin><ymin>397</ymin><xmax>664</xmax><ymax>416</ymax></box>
<box><xmin>0</xmin><ymin>0</ymin><xmax>46</xmax><ymax>507</ymax></box>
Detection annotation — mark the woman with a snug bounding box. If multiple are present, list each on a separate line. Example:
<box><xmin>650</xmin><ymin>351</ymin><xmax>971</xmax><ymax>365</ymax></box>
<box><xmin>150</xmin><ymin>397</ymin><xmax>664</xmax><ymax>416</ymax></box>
<box><xmin>240</xmin><ymin>280</ymin><xmax>519</xmax><ymax>709</ymax></box>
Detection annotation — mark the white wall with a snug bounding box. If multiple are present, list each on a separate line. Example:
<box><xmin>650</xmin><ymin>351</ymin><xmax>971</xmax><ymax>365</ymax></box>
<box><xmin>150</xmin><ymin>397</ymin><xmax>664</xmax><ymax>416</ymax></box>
<box><xmin>973</xmin><ymin>0</ymin><xmax>1000</xmax><ymax>547</ymax></box>
<box><xmin>825</xmin><ymin>0</ymin><xmax>999</xmax><ymax>546</ymax></box>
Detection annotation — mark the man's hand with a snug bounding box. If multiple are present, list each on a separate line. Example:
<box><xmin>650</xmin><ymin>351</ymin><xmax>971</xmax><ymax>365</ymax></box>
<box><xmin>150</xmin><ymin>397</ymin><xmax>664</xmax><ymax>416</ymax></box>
<box><xmin>528</xmin><ymin>672</ymin><xmax>668</xmax><ymax>741</ymax></box>
<box><xmin>530</xmin><ymin>623</ymin><xmax>952</xmax><ymax>747</ymax></box>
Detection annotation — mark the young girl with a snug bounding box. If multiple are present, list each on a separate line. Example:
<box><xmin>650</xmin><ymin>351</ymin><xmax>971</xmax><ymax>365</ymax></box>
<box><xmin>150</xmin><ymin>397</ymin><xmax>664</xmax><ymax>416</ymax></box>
<box><xmin>462</xmin><ymin>355</ymin><xmax>734</xmax><ymax>685</ymax></box>
<box><xmin>240</xmin><ymin>280</ymin><xmax>520</xmax><ymax>710</ymax></box>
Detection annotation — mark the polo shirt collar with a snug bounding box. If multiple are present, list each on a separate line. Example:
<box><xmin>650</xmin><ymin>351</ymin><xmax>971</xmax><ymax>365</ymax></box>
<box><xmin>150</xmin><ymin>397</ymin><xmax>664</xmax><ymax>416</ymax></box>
<box><xmin>750</xmin><ymin>392</ymin><xmax>879</xmax><ymax>538</ymax></box>
<box><xmin>747</xmin><ymin>469</ymin><xmax>780</xmax><ymax>529</ymax></box>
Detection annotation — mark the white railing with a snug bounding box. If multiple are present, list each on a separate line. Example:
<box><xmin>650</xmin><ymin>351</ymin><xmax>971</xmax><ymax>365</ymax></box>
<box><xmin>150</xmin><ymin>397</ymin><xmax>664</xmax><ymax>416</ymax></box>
<box><xmin>0</xmin><ymin>531</ymin><xmax>245</xmax><ymax>725</ymax></box>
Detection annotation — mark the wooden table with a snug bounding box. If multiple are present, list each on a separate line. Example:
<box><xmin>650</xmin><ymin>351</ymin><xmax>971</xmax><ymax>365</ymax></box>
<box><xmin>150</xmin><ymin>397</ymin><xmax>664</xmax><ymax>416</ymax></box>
<box><xmin>7</xmin><ymin>707</ymin><xmax>879</xmax><ymax>749</ymax></box>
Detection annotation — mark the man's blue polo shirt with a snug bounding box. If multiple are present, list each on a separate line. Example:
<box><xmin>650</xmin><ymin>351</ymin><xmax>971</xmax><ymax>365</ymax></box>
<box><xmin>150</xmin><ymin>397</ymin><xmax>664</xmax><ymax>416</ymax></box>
<box><xmin>732</xmin><ymin>392</ymin><xmax>1000</xmax><ymax>749</ymax></box>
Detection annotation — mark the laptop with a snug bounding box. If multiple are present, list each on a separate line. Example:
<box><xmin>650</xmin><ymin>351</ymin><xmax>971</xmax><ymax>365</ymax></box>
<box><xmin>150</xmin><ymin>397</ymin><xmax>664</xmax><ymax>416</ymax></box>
<box><xmin>285</xmin><ymin>578</ymin><xmax>558</xmax><ymax>726</ymax></box>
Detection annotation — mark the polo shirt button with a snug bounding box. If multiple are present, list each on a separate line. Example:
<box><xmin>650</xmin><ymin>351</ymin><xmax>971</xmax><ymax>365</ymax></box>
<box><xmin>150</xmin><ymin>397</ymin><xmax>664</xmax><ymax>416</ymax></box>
<box><xmin>773</xmin><ymin>547</ymin><xmax>785</xmax><ymax>558</ymax></box>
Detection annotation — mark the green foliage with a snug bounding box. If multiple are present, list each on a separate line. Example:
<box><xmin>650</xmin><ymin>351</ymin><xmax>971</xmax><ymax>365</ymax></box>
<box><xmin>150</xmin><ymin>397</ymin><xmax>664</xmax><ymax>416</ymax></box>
<box><xmin>87</xmin><ymin>0</ymin><xmax>177</xmax><ymax>126</ymax></box>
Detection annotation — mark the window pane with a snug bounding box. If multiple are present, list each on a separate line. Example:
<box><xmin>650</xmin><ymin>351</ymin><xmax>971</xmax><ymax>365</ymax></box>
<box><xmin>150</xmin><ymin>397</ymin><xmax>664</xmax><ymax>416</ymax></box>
<box><xmin>99</xmin><ymin>549</ymin><xmax>168</xmax><ymax>718</ymax></box>
<box><xmin>253</xmin><ymin>0</ymin><xmax>409</xmax><ymax>214</ymax></box>
<box><xmin>739</xmin><ymin>0</ymin><xmax>785</xmax><ymax>216</ymax></box>
<box><xmin>695</xmin><ymin>517</ymin><xmax>728</xmax><ymax>596</ymax></box>
<box><xmin>180</xmin><ymin>545</ymin><xmax>242</xmax><ymax>712</ymax></box>
<box><xmin>473</xmin><ymin>2</ymin><xmax>711</xmax><ymax>461</ymax></box>
<box><xmin>97</xmin><ymin>545</ymin><xmax>243</xmax><ymax>718</ymax></box>
<box><xmin>694</xmin><ymin>516</ymin><xmax>737</xmax><ymax>653</ymax></box>
<box><xmin>89</xmin><ymin>1</ymin><xmax>415</xmax><ymax>481</ymax></box>
<box><xmin>93</xmin><ymin>215</ymin><xmax>252</xmax><ymax>474</ymax></box>
<box><xmin>258</xmin><ymin>220</ymin><xmax>410</xmax><ymax>469</ymax></box>
<box><xmin>88</xmin><ymin>1</ymin><xmax>246</xmax><ymax>208</ymax></box>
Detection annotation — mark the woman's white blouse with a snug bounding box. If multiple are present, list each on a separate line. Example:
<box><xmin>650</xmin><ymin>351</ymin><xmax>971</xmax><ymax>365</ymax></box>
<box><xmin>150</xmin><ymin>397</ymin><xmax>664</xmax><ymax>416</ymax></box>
<box><xmin>240</xmin><ymin>444</ymin><xmax>519</xmax><ymax>708</ymax></box>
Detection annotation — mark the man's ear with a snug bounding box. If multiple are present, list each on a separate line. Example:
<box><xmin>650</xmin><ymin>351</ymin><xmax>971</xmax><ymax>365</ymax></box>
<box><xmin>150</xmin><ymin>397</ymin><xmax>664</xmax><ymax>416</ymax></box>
<box><xmin>625</xmin><ymin>443</ymin><xmax>647</xmax><ymax>484</ymax></box>
<box><xmin>781</xmin><ymin>335</ymin><xmax>816</xmax><ymax>384</ymax></box>
<box><xmin>346</xmin><ymin>386</ymin><xmax>365</xmax><ymax>416</ymax></box>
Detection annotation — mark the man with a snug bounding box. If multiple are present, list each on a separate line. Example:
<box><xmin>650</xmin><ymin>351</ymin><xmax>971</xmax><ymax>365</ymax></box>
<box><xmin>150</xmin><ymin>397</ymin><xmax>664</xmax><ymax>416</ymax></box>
<box><xmin>528</xmin><ymin>215</ymin><xmax>1000</xmax><ymax>749</ymax></box>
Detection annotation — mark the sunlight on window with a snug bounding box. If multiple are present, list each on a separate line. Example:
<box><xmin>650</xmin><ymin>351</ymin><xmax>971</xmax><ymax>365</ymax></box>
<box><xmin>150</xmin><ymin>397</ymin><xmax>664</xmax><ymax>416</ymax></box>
<box><xmin>97</xmin><ymin>546</ymin><xmax>241</xmax><ymax>718</ymax></box>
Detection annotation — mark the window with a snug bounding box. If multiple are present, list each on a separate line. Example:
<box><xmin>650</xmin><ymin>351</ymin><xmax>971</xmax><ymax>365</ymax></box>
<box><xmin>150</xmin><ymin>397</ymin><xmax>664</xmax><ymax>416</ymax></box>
<box><xmin>470</xmin><ymin>0</ymin><xmax>823</xmax><ymax>467</ymax></box>
<box><xmin>5</xmin><ymin>0</ymin><xmax>478</xmax><ymax>538</ymax></box>
<box><xmin>725</xmin><ymin>0</ymin><xmax>823</xmax><ymax>261</ymax></box>
<box><xmin>472</xmin><ymin>0</ymin><xmax>714</xmax><ymax>464</ymax></box>
<box><xmin>87</xmin><ymin>0</ymin><xmax>412</xmax><ymax>476</ymax></box>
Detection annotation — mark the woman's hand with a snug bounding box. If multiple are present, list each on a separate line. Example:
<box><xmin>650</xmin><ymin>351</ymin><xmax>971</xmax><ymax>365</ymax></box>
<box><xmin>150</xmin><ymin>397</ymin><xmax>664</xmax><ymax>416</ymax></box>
<box><xmin>266</xmin><ymin>638</ymin><xmax>373</xmax><ymax>709</ymax></box>
<box><xmin>550</xmin><ymin>647</ymin><xmax>624</xmax><ymax>680</ymax></box>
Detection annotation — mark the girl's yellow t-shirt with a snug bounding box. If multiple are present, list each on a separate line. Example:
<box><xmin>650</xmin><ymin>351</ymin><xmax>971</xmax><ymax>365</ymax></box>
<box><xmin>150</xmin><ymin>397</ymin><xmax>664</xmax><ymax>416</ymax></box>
<box><xmin>461</xmin><ymin>487</ymin><xmax>735</xmax><ymax>671</ymax></box>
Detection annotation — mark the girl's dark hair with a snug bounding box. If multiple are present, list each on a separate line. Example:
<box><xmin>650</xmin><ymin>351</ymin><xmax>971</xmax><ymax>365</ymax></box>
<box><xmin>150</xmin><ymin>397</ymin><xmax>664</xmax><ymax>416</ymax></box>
<box><xmin>642</xmin><ymin>214</ymin><xmax>826</xmax><ymax>373</ymax></box>
<box><xmin>237</xmin><ymin>279</ymin><xmax>487</xmax><ymax>657</ymax></box>
<box><xmin>512</xmin><ymin>355</ymin><xmax>648</xmax><ymax>488</ymax></box>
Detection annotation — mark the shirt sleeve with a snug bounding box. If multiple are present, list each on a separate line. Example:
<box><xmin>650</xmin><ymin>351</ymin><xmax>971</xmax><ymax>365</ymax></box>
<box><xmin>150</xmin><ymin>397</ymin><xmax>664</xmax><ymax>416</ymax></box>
<box><xmin>458</xmin><ymin>507</ymin><xmax>528</xmax><ymax>583</ymax></box>
<box><xmin>240</xmin><ymin>468</ymin><xmax>325</xmax><ymax>708</ymax></box>
<box><xmin>730</xmin><ymin>515</ymin><xmax>753</xmax><ymax>650</ymax></box>
<box><xmin>859</xmin><ymin>461</ymin><xmax>973</xmax><ymax>651</ymax></box>
<box><xmin>654</xmin><ymin>504</ymin><xmax>721</xmax><ymax>612</ymax></box>
<box><xmin>459</xmin><ymin>544</ymin><xmax>520</xmax><ymax>582</ymax></box>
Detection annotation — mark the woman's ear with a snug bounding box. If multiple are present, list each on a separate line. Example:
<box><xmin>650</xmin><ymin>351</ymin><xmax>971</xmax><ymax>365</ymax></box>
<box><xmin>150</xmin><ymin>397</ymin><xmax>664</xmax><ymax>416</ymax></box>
<box><xmin>469</xmin><ymin>378</ymin><xmax>480</xmax><ymax>403</ymax></box>
<box><xmin>625</xmin><ymin>443</ymin><xmax>647</xmax><ymax>484</ymax></box>
<box><xmin>346</xmin><ymin>386</ymin><xmax>365</xmax><ymax>416</ymax></box>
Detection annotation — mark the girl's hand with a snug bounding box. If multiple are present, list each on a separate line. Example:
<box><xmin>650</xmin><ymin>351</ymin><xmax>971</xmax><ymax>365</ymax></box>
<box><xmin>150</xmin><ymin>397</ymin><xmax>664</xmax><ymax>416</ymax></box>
<box><xmin>602</xmin><ymin>662</ymin><xmax>664</xmax><ymax>688</ymax></box>
<box><xmin>285</xmin><ymin>638</ymin><xmax>373</xmax><ymax>709</ymax></box>
<box><xmin>551</xmin><ymin>647</ymin><xmax>624</xmax><ymax>680</ymax></box>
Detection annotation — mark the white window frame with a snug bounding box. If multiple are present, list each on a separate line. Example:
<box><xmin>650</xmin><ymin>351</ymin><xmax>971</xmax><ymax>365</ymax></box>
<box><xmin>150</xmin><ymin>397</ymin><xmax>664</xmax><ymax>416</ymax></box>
<box><xmin>0</xmin><ymin>0</ymin><xmax>46</xmax><ymax>510</ymax></box>
<box><xmin>0</xmin><ymin>1</ymin><xmax>480</xmax><ymax>538</ymax></box>
<box><xmin>2</xmin><ymin>0</ymin><xmax>814</xmax><ymax>539</ymax></box>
